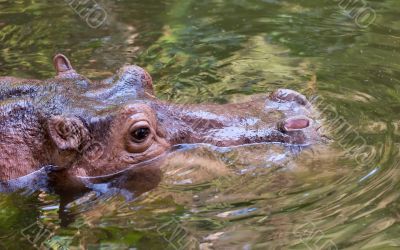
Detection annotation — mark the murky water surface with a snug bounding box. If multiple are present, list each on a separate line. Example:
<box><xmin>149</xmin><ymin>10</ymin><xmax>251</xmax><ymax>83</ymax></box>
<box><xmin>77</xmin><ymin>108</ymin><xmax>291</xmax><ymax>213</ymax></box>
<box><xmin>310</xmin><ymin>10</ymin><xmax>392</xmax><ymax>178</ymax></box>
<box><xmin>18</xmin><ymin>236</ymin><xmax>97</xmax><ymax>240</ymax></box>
<box><xmin>1</xmin><ymin>0</ymin><xmax>400</xmax><ymax>249</ymax></box>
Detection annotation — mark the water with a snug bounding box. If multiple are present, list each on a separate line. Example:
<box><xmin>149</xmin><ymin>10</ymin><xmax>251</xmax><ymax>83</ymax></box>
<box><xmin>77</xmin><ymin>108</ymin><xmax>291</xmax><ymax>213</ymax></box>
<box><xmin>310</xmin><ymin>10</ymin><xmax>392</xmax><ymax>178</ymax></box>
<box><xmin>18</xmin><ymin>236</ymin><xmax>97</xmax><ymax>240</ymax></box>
<box><xmin>1</xmin><ymin>0</ymin><xmax>400</xmax><ymax>249</ymax></box>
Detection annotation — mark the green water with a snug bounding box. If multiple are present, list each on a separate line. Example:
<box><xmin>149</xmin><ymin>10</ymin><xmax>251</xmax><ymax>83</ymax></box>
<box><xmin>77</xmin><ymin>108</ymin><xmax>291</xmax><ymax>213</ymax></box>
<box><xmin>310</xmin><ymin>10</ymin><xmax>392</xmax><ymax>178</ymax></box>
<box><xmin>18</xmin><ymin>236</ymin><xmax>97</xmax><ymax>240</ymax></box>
<box><xmin>1</xmin><ymin>0</ymin><xmax>400</xmax><ymax>249</ymax></box>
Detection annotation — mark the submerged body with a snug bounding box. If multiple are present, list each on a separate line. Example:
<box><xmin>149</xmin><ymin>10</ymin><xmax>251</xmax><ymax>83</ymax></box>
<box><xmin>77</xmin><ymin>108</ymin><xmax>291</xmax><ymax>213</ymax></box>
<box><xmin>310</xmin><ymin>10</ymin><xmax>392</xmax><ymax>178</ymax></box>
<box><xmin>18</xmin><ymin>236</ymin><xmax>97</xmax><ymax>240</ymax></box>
<box><xmin>0</xmin><ymin>54</ymin><xmax>320</xmax><ymax>183</ymax></box>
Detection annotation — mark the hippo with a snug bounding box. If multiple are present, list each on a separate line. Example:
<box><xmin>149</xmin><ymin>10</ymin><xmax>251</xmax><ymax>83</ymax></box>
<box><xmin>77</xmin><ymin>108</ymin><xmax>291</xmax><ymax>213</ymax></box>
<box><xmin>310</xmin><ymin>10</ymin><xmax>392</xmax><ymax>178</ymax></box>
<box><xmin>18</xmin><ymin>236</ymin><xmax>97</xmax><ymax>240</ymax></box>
<box><xmin>0</xmin><ymin>54</ymin><xmax>320</xmax><ymax>187</ymax></box>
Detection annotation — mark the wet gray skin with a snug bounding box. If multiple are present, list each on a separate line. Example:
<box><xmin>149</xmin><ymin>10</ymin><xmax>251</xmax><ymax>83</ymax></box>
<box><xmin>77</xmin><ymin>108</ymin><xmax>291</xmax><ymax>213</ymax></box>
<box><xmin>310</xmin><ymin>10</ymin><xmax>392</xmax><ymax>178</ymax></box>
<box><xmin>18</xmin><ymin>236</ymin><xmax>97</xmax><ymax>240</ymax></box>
<box><xmin>0</xmin><ymin>54</ymin><xmax>321</xmax><ymax>190</ymax></box>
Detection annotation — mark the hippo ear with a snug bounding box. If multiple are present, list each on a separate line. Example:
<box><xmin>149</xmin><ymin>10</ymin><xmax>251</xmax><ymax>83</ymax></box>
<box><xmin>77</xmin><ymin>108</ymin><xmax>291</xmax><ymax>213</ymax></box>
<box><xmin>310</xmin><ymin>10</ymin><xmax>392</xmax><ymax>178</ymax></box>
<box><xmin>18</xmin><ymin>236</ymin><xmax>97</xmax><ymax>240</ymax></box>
<box><xmin>48</xmin><ymin>116</ymin><xmax>89</xmax><ymax>150</ymax></box>
<box><xmin>53</xmin><ymin>54</ymin><xmax>75</xmax><ymax>75</ymax></box>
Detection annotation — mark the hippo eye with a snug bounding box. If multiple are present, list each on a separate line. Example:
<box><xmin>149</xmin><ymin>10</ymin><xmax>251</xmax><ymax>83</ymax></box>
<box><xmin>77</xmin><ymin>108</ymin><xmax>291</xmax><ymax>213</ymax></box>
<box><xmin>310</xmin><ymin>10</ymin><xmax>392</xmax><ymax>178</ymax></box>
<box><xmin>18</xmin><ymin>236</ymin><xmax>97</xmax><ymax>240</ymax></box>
<box><xmin>131</xmin><ymin>127</ymin><xmax>151</xmax><ymax>143</ymax></box>
<box><xmin>126</xmin><ymin>120</ymin><xmax>154</xmax><ymax>153</ymax></box>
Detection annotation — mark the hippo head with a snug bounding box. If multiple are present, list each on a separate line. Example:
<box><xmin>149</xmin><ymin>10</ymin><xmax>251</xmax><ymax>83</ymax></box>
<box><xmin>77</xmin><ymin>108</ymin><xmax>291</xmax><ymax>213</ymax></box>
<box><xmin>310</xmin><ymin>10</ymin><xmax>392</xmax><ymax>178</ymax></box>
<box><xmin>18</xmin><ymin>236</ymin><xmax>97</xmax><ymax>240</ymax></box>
<box><xmin>0</xmin><ymin>54</ymin><xmax>321</xmax><ymax>181</ymax></box>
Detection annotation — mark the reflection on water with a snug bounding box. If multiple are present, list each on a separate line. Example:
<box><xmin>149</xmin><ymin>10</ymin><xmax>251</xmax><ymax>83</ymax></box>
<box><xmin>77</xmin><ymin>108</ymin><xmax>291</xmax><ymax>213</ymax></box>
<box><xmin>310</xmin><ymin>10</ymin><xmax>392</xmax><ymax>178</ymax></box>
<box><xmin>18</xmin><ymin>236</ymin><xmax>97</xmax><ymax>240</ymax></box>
<box><xmin>1</xmin><ymin>0</ymin><xmax>400</xmax><ymax>249</ymax></box>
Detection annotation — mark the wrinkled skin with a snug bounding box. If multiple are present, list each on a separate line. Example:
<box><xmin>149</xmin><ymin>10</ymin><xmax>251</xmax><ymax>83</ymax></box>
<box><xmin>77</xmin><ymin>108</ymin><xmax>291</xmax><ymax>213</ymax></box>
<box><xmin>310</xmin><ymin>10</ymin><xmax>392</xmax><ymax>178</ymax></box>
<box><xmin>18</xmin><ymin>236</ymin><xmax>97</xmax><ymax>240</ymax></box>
<box><xmin>0</xmin><ymin>54</ymin><xmax>321</xmax><ymax>187</ymax></box>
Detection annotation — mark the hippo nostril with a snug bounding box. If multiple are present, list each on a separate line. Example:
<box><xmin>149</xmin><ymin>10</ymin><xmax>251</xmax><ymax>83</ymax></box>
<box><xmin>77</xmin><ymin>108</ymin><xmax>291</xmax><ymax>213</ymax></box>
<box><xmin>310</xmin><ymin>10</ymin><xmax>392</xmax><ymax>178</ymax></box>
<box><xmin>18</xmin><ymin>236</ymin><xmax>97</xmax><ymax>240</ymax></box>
<box><xmin>278</xmin><ymin>116</ymin><xmax>311</xmax><ymax>132</ymax></box>
<box><xmin>286</xmin><ymin>118</ymin><xmax>309</xmax><ymax>130</ymax></box>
